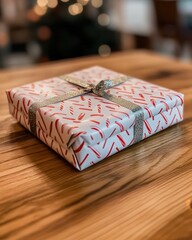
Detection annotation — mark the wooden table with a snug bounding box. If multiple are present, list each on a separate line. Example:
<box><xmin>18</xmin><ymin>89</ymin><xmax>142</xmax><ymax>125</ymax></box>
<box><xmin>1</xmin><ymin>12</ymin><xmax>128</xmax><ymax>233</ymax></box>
<box><xmin>0</xmin><ymin>51</ymin><xmax>192</xmax><ymax>240</ymax></box>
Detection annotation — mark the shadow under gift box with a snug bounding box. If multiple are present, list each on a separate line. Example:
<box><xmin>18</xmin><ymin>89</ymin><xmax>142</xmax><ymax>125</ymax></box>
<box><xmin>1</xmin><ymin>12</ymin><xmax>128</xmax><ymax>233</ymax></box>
<box><xmin>6</xmin><ymin>66</ymin><xmax>184</xmax><ymax>170</ymax></box>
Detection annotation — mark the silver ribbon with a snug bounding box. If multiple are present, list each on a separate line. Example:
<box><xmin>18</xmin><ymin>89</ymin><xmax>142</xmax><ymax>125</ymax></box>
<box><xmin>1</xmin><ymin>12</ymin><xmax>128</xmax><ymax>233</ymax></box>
<box><xmin>29</xmin><ymin>75</ymin><xmax>144</xmax><ymax>144</ymax></box>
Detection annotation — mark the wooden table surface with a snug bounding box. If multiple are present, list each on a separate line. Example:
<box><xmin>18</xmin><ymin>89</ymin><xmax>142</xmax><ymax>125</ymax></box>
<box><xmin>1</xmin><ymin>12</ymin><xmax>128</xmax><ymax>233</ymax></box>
<box><xmin>0</xmin><ymin>51</ymin><xmax>192</xmax><ymax>240</ymax></box>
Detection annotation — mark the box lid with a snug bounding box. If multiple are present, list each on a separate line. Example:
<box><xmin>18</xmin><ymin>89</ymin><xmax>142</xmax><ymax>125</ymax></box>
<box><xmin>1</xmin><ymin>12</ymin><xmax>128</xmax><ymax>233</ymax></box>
<box><xmin>7</xmin><ymin>66</ymin><xmax>184</xmax><ymax>149</ymax></box>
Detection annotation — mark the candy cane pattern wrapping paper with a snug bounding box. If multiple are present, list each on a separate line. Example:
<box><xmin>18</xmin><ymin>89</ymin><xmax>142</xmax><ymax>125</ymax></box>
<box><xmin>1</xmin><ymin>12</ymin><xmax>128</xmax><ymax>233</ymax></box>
<box><xmin>6</xmin><ymin>66</ymin><xmax>184</xmax><ymax>170</ymax></box>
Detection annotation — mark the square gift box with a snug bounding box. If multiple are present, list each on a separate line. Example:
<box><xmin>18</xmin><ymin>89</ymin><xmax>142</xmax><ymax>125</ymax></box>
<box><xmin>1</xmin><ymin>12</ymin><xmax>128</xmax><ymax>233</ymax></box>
<box><xmin>6</xmin><ymin>66</ymin><xmax>184</xmax><ymax>170</ymax></box>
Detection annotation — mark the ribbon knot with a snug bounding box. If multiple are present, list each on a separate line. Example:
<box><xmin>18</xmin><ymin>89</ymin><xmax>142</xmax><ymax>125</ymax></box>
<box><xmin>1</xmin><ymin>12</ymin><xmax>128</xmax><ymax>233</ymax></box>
<box><xmin>94</xmin><ymin>79</ymin><xmax>113</xmax><ymax>92</ymax></box>
<box><xmin>71</xmin><ymin>79</ymin><xmax>113</xmax><ymax>94</ymax></box>
<box><xmin>87</xmin><ymin>79</ymin><xmax>113</xmax><ymax>95</ymax></box>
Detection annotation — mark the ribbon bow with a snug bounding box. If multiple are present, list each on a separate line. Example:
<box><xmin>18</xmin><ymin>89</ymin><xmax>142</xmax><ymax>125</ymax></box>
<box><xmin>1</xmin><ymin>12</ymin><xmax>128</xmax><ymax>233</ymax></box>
<box><xmin>29</xmin><ymin>75</ymin><xmax>144</xmax><ymax>144</ymax></box>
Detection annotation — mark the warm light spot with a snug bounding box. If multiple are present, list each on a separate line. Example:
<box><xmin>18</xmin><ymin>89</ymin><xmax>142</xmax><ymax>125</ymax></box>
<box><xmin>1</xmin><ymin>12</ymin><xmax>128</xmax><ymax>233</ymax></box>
<box><xmin>34</xmin><ymin>5</ymin><xmax>47</xmax><ymax>16</ymax></box>
<box><xmin>186</xmin><ymin>198</ymin><xmax>192</xmax><ymax>209</ymax></box>
<box><xmin>98</xmin><ymin>44</ymin><xmax>111</xmax><ymax>57</ymax></box>
<box><xmin>97</xmin><ymin>13</ymin><xmax>110</xmax><ymax>26</ymax></box>
<box><xmin>0</xmin><ymin>31</ymin><xmax>9</xmax><ymax>47</ymax></box>
<box><xmin>68</xmin><ymin>3</ymin><xmax>83</xmax><ymax>15</ymax></box>
<box><xmin>77</xmin><ymin>0</ymin><xmax>89</xmax><ymax>6</ymax></box>
<box><xmin>91</xmin><ymin>0</ymin><xmax>103</xmax><ymax>8</ymax></box>
<box><xmin>37</xmin><ymin>0</ymin><xmax>48</xmax><ymax>7</ymax></box>
<box><xmin>37</xmin><ymin>26</ymin><xmax>52</xmax><ymax>41</ymax></box>
<box><xmin>26</xmin><ymin>9</ymin><xmax>40</xmax><ymax>22</ymax></box>
<box><xmin>47</xmin><ymin>0</ymin><xmax>58</xmax><ymax>8</ymax></box>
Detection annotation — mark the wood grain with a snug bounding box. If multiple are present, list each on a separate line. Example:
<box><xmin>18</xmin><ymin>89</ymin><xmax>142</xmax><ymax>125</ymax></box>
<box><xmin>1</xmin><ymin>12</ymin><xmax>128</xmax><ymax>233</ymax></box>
<box><xmin>0</xmin><ymin>50</ymin><xmax>192</xmax><ymax>240</ymax></box>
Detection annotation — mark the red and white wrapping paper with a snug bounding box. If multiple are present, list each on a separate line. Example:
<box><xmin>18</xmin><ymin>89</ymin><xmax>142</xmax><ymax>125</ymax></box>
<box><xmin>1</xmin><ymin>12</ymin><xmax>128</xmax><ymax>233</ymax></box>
<box><xmin>6</xmin><ymin>66</ymin><xmax>184</xmax><ymax>170</ymax></box>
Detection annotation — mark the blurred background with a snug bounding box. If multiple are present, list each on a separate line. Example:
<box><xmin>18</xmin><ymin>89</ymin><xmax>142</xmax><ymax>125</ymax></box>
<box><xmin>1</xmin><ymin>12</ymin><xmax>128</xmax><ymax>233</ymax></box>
<box><xmin>0</xmin><ymin>0</ymin><xmax>192</xmax><ymax>68</ymax></box>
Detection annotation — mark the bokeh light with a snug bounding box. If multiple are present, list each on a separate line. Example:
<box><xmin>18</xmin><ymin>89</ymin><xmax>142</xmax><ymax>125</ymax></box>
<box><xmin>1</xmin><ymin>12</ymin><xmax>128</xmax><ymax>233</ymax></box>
<box><xmin>68</xmin><ymin>3</ymin><xmax>83</xmax><ymax>16</ymax></box>
<box><xmin>37</xmin><ymin>0</ymin><xmax>48</xmax><ymax>7</ymax></box>
<box><xmin>37</xmin><ymin>26</ymin><xmax>52</xmax><ymax>41</ymax></box>
<box><xmin>97</xmin><ymin>13</ymin><xmax>110</xmax><ymax>26</ymax></box>
<box><xmin>77</xmin><ymin>0</ymin><xmax>89</xmax><ymax>6</ymax></box>
<box><xmin>91</xmin><ymin>0</ymin><xmax>103</xmax><ymax>8</ymax></box>
<box><xmin>34</xmin><ymin>5</ymin><xmax>47</xmax><ymax>16</ymax></box>
<box><xmin>47</xmin><ymin>0</ymin><xmax>58</xmax><ymax>8</ymax></box>
<box><xmin>98</xmin><ymin>44</ymin><xmax>111</xmax><ymax>57</ymax></box>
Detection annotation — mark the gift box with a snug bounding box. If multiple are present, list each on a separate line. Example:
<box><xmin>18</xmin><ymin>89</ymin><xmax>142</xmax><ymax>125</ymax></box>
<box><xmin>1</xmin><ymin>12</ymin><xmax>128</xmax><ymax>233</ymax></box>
<box><xmin>6</xmin><ymin>66</ymin><xmax>184</xmax><ymax>170</ymax></box>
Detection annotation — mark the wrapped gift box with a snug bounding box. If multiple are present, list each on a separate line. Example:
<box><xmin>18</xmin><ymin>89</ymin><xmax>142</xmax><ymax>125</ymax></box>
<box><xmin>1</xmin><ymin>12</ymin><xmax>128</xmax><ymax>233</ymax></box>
<box><xmin>6</xmin><ymin>66</ymin><xmax>184</xmax><ymax>170</ymax></box>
